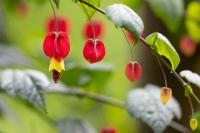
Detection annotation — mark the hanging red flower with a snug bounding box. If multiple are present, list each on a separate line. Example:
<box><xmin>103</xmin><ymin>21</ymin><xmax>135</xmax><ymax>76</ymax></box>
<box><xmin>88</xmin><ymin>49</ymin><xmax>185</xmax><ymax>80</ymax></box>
<box><xmin>43</xmin><ymin>31</ymin><xmax>70</xmax><ymax>82</ymax></box>
<box><xmin>100</xmin><ymin>128</ymin><xmax>118</xmax><ymax>133</ymax></box>
<box><xmin>16</xmin><ymin>1</ymin><xmax>28</xmax><ymax>17</ymax></box>
<box><xmin>83</xmin><ymin>39</ymin><xmax>106</xmax><ymax>63</ymax></box>
<box><xmin>83</xmin><ymin>20</ymin><xmax>104</xmax><ymax>39</ymax></box>
<box><xmin>46</xmin><ymin>16</ymin><xmax>70</xmax><ymax>33</ymax></box>
<box><xmin>179</xmin><ymin>35</ymin><xmax>197</xmax><ymax>57</ymax></box>
<box><xmin>125</xmin><ymin>61</ymin><xmax>141</xmax><ymax>82</ymax></box>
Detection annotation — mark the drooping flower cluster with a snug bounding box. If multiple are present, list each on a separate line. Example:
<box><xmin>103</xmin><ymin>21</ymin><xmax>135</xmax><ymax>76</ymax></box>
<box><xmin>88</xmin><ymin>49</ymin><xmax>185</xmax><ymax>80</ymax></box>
<box><xmin>82</xmin><ymin>20</ymin><xmax>106</xmax><ymax>63</ymax></box>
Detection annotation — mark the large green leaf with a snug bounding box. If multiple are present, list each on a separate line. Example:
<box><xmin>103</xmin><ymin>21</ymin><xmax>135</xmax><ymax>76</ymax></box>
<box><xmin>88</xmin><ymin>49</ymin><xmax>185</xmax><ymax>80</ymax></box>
<box><xmin>145</xmin><ymin>32</ymin><xmax>180</xmax><ymax>70</ymax></box>
<box><xmin>186</xmin><ymin>1</ymin><xmax>200</xmax><ymax>42</ymax></box>
<box><xmin>146</xmin><ymin>0</ymin><xmax>184</xmax><ymax>33</ymax></box>
<box><xmin>75</xmin><ymin>0</ymin><xmax>100</xmax><ymax>18</ymax></box>
<box><xmin>123</xmin><ymin>0</ymin><xmax>141</xmax><ymax>9</ymax></box>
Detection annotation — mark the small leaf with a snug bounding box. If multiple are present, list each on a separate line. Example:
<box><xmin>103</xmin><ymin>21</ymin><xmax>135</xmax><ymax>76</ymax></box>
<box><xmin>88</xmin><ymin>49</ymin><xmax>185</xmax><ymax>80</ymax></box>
<box><xmin>185</xmin><ymin>1</ymin><xmax>200</xmax><ymax>42</ymax></box>
<box><xmin>56</xmin><ymin>118</ymin><xmax>96</xmax><ymax>133</ymax></box>
<box><xmin>160</xmin><ymin>87</ymin><xmax>172</xmax><ymax>105</ymax></box>
<box><xmin>180</xmin><ymin>70</ymin><xmax>200</xmax><ymax>88</ymax></box>
<box><xmin>146</xmin><ymin>0</ymin><xmax>184</xmax><ymax>33</ymax></box>
<box><xmin>145</xmin><ymin>32</ymin><xmax>180</xmax><ymax>70</ymax></box>
<box><xmin>190</xmin><ymin>118</ymin><xmax>198</xmax><ymax>131</ymax></box>
<box><xmin>0</xmin><ymin>69</ymin><xmax>50</xmax><ymax>110</ymax></box>
<box><xmin>105</xmin><ymin>4</ymin><xmax>144</xmax><ymax>41</ymax></box>
<box><xmin>77</xmin><ymin>0</ymin><xmax>100</xmax><ymax>18</ymax></box>
<box><xmin>125</xmin><ymin>84</ymin><xmax>181</xmax><ymax>133</ymax></box>
<box><xmin>52</xmin><ymin>0</ymin><xmax>60</xmax><ymax>9</ymax></box>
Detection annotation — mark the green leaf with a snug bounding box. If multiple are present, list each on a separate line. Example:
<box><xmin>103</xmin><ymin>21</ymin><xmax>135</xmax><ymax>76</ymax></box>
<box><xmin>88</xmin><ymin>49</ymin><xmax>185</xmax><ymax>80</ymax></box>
<box><xmin>76</xmin><ymin>0</ymin><xmax>100</xmax><ymax>18</ymax></box>
<box><xmin>186</xmin><ymin>1</ymin><xmax>200</xmax><ymax>42</ymax></box>
<box><xmin>52</xmin><ymin>0</ymin><xmax>60</xmax><ymax>9</ymax></box>
<box><xmin>146</xmin><ymin>0</ymin><xmax>184</xmax><ymax>33</ymax></box>
<box><xmin>0</xmin><ymin>69</ymin><xmax>50</xmax><ymax>110</ymax></box>
<box><xmin>123</xmin><ymin>0</ymin><xmax>141</xmax><ymax>9</ymax></box>
<box><xmin>61</xmin><ymin>64</ymin><xmax>113</xmax><ymax>89</ymax></box>
<box><xmin>145</xmin><ymin>32</ymin><xmax>180</xmax><ymax>70</ymax></box>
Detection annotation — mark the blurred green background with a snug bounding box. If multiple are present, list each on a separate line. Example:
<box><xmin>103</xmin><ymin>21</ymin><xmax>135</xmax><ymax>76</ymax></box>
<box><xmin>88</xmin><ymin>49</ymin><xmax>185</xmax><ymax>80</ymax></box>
<box><xmin>1</xmin><ymin>0</ymin><xmax>200</xmax><ymax>133</ymax></box>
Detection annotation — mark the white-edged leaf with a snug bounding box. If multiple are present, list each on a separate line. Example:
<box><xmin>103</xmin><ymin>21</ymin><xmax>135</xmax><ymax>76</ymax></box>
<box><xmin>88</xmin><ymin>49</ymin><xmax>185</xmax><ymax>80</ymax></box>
<box><xmin>147</xmin><ymin>0</ymin><xmax>184</xmax><ymax>33</ymax></box>
<box><xmin>57</xmin><ymin>118</ymin><xmax>96</xmax><ymax>133</ymax></box>
<box><xmin>180</xmin><ymin>70</ymin><xmax>200</xmax><ymax>88</ymax></box>
<box><xmin>0</xmin><ymin>69</ymin><xmax>50</xmax><ymax>109</ymax></box>
<box><xmin>145</xmin><ymin>32</ymin><xmax>180</xmax><ymax>70</ymax></box>
<box><xmin>105</xmin><ymin>4</ymin><xmax>144</xmax><ymax>40</ymax></box>
<box><xmin>125</xmin><ymin>84</ymin><xmax>181</xmax><ymax>133</ymax></box>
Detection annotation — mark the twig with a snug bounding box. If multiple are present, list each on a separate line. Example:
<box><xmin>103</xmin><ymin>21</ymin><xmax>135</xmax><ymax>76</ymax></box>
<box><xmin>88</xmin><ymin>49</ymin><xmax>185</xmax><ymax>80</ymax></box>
<box><xmin>47</xmin><ymin>87</ymin><xmax>124</xmax><ymax>108</ymax></box>
<box><xmin>169</xmin><ymin>121</ymin><xmax>192</xmax><ymax>133</ymax></box>
<box><xmin>47</xmin><ymin>85</ymin><xmax>191</xmax><ymax>133</ymax></box>
<box><xmin>78</xmin><ymin>0</ymin><xmax>105</xmax><ymax>15</ymax></box>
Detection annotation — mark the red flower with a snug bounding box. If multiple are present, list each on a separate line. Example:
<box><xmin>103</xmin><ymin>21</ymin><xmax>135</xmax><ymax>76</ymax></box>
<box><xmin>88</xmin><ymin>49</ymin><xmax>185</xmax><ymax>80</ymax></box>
<box><xmin>83</xmin><ymin>20</ymin><xmax>104</xmax><ymax>38</ymax></box>
<box><xmin>16</xmin><ymin>1</ymin><xmax>28</xmax><ymax>17</ymax></box>
<box><xmin>127</xmin><ymin>31</ymin><xmax>135</xmax><ymax>43</ymax></box>
<box><xmin>43</xmin><ymin>32</ymin><xmax>70</xmax><ymax>61</ymax></box>
<box><xmin>100</xmin><ymin>128</ymin><xmax>118</xmax><ymax>133</ymax></box>
<box><xmin>83</xmin><ymin>39</ymin><xmax>105</xmax><ymax>63</ymax></box>
<box><xmin>46</xmin><ymin>16</ymin><xmax>70</xmax><ymax>33</ymax></box>
<box><xmin>179</xmin><ymin>36</ymin><xmax>197</xmax><ymax>57</ymax></box>
<box><xmin>43</xmin><ymin>31</ymin><xmax>70</xmax><ymax>75</ymax></box>
<box><xmin>125</xmin><ymin>61</ymin><xmax>141</xmax><ymax>82</ymax></box>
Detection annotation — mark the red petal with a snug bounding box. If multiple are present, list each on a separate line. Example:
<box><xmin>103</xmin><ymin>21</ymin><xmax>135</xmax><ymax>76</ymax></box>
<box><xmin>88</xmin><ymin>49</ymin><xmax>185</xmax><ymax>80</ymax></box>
<box><xmin>43</xmin><ymin>32</ymin><xmax>55</xmax><ymax>57</ymax></box>
<box><xmin>47</xmin><ymin>16</ymin><xmax>70</xmax><ymax>32</ymax></box>
<box><xmin>125</xmin><ymin>61</ymin><xmax>141</xmax><ymax>82</ymax></box>
<box><xmin>55</xmin><ymin>32</ymin><xmax>70</xmax><ymax>60</ymax></box>
<box><xmin>83</xmin><ymin>39</ymin><xmax>105</xmax><ymax>63</ymax></box>
<box><xmin>83</xmin><ymin>20</ymin><xmax>103</xmax><ymax>38</ymax></box>
<box><xmin>43</xmin><ymin>32</ymin><xmax>70</xmax><ymax>60</ymax></box>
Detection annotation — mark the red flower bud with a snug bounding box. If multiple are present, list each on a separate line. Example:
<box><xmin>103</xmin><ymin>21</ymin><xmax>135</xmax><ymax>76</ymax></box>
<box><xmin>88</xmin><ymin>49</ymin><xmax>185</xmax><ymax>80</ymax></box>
<box><xmin>179</xmin><ymin>36</ymin><xmax>197</xmax><ymax>57</ymax></box>
<box><xmin>83</xmin><ymin>20</ymin><xmax>104</xmax><ymax>38</ymax></box>
<box><xmin>43</xmin><ymin>32</ymin><xmax>70</xmax><ymax>61</ymax></box>
<box><xmin>125</xmin><ymin>61</ymin><xmax>141</xmax><ymax>82</ymax></box>
<box><xmin>100</xmin><ymin>128</ymin><xmax>118</xmax><ymax>133</ymax></box>
<box><xmin>46</xmin><ymin>16</ymin><xmax>70</xmax><ymax>33</ymax></box>
<box><xmin>83</xmin><ymin>39</ymin><xmax>106</xmax><ymax>63</ymax></box>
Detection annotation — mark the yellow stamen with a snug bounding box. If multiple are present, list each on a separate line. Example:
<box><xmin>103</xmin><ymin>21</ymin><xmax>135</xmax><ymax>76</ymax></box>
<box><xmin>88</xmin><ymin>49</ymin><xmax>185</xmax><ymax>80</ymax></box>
<box><xmin>49</xmin><ymin>58</ymin><xmax>65</xmax><ymax>73</ymax></box>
